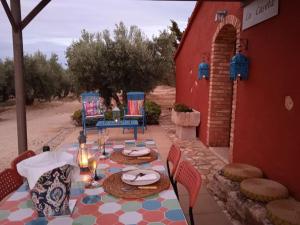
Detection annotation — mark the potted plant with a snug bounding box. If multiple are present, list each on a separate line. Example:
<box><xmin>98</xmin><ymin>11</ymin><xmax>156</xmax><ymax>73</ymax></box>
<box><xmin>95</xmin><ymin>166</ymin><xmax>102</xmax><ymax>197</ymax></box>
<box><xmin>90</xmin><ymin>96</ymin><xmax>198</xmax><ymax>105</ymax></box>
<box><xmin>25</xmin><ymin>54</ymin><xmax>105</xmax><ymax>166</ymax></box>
<box><xmin>171</xmin><ymin>103</ymin><xmax>200</xmax><ymax>139</ymax></box>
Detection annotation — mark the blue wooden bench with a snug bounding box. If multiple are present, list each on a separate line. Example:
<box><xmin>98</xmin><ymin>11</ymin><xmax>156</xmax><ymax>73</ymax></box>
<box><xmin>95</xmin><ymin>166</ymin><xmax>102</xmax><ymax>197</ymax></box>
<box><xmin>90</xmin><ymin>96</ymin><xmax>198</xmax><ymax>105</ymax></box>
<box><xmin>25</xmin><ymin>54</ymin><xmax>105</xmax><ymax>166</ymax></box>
<box><xmin>96</xmin><ymin>120</ymin><xmax>139</xmax><ymax>140</ymax></box>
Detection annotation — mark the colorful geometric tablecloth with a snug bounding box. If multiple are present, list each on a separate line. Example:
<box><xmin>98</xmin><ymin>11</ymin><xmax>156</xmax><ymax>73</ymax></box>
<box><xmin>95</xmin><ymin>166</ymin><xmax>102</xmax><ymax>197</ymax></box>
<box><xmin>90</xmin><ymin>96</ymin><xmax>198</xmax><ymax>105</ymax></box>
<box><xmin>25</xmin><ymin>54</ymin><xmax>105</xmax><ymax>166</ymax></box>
<box><xmin>0</xmin><ymin>140</ymin><xmax>188</xmax><ymax>225</ymax></box>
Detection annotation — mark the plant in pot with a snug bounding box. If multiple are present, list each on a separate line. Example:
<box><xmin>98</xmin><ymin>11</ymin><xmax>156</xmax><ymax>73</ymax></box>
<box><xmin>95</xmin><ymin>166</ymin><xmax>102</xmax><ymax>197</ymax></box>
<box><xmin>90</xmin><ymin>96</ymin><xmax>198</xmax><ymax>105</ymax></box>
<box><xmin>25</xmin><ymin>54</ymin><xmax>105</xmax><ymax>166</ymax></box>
<box><xmin>171</xmin><ymin>103</ymin><xmax>200</xmax><ymax>139</ymax></box>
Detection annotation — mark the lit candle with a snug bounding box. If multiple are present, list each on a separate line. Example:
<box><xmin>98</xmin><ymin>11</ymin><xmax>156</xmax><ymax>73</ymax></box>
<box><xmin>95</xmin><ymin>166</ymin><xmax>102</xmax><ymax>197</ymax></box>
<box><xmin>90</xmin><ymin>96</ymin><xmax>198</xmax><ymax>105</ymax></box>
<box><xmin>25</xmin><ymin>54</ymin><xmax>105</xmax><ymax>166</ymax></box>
<box><xmin>81</xmin><ymin>174</ymin><xmax>90</xmax><ymax>182</ymax></box>
<box><xmin>80</xmin><ymin>152</ymin><xmax>88</xmax><ymax>168</ymax></box>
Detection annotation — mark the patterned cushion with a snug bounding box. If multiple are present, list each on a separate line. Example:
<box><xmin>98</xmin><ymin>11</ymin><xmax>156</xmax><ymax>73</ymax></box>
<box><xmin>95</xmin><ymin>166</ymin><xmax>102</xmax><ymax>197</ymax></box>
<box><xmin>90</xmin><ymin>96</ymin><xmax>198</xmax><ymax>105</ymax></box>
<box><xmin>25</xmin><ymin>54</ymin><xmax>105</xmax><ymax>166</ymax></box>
<box><xmin>31</xmin><ymin>165</ymin><xmax>72</xmax><ymax>217</ymax></box>
<box><xmin>83</xmin><ymin>96</ymin><xmax>104</xmax><ymax>117</ymax></box>
<box><xmin>127</xmin><ymin>100</ymin><xmax>144</xmax><ymax>115</ymax></box>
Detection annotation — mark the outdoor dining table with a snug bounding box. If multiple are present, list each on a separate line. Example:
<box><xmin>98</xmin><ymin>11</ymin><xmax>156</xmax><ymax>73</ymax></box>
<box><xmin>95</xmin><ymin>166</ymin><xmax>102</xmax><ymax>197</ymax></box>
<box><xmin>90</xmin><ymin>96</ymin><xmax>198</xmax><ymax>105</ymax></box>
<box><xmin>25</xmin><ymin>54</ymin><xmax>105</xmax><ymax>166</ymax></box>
<box><xmin>0</xmin><ymin>139</ymin><xmax>188</xmax><ymax>225</ymax></box>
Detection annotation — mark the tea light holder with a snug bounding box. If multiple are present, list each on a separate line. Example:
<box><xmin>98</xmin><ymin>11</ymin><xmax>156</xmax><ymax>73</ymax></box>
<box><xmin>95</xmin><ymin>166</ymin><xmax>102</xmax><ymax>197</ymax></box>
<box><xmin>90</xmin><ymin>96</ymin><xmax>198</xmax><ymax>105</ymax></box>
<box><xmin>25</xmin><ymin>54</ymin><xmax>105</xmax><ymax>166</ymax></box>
<box><xmin>78</xmin><ymin>131</ymin><xmax>89</xmax><ymax>172</ymax></box>
<box><xmin>112</xmin><ymin>106</ymin><xmax>121</xmax><ymax>123</ymax></box>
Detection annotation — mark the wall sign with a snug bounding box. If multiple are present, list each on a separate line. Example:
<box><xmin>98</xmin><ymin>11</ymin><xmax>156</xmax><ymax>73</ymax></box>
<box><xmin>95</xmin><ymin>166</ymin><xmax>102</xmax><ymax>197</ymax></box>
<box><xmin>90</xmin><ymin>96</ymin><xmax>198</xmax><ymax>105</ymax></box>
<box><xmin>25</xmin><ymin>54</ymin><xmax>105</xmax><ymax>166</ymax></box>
<box><xmin>242</xmin><ymin>0</ymin><xmax>279</xmax><ymax>30</ymax></box>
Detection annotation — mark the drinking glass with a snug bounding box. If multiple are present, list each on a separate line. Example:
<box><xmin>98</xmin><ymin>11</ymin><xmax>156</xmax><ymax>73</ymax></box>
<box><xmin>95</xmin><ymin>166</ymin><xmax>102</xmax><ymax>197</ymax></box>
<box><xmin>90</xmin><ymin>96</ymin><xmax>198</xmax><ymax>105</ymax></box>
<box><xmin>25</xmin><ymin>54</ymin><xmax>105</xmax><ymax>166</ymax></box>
<box><xmin>104</xmin><ymin>129</ymin><xmax>110</xmax><ymax>144</ymax></box>
<box><xmin>102</xmin><ymin>129</ymin><xmax>110</xmax><ymax>156</ymax></box>
<box><xmin>98</xmin><ymin>130</ymin><xmax>106</xmax><ymax>153</ymax></box>
<box><xmin>88</xmin><ymin>156</ymin><xmax>99</xmax><ymax>185</ymax></box>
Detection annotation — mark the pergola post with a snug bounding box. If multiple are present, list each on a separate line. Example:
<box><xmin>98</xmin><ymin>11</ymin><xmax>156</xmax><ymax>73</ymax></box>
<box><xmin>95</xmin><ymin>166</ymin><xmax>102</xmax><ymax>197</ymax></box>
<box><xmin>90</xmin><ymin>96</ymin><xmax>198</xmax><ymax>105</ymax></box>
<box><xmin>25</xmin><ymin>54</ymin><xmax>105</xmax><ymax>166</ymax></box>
<box><xmin>1</xmin><ymin>0</ymin><xmax>51</xmax><ymax>154</ymax></box>
<box><xmin>11</xmin><ymin>0</ymin><xmax>28</xmax><ymax>154</ymax></box>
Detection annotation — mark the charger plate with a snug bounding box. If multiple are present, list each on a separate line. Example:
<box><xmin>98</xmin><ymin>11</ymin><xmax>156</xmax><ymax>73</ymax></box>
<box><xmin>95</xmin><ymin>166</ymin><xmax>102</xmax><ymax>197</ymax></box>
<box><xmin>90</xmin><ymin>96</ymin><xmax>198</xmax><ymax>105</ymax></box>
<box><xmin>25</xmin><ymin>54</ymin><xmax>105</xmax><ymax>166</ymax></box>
<box><xmin>121</xmin><ymin>169</ymin><xmax>160</xmax><ymax>186</ymax></box>
<box><xmin>110</xmin><ymin>149</ymin><xmax>158</xmax><ymax>164</ymax></box>
<box><xmin>103</xmin><ymin>171</ymin><xmax>170</xmax><ymax>199</ymax></box>
<box><xmin>122</xmin><ymin>147</ymin><xmax>151</xmax><ymax>157</ymax></box>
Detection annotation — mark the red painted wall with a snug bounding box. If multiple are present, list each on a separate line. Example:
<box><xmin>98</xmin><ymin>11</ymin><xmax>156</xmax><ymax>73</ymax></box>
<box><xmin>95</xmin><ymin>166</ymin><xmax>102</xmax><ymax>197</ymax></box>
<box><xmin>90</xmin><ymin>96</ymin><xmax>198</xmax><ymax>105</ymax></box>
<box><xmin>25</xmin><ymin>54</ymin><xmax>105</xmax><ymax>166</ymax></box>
<box><xmin>175</xmin><ymin>2</ymin><xmax>241</xmax><ymax>144</ymax></box>
<box><xmin>176</xmin><ymin>1</ymin><xmax>300</xmax><ymax>199</ymax></box>
<box><xmin>233</xmin><ymin>1</ymin><xmax>300</xmax><ymax>200</ymax></box>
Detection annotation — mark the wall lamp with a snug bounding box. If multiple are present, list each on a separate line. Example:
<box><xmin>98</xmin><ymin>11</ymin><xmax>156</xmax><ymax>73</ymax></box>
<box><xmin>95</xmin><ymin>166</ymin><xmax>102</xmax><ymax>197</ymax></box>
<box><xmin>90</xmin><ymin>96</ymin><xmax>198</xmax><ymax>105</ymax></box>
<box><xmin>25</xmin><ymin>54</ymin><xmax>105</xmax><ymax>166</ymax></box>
<box><xmin>198</xmin><ymin>53</ymin><xmax>210</xmax><ymax>80</ymax></box>
<box><xmin>215</xmin><ymin>10</ymin><xmax>228</xmax><ymax>22</ymax></box>
<box><xmin>230</xmin><ymin>39</ymin><xmax>249</xmax><ymax>81</ymax></box>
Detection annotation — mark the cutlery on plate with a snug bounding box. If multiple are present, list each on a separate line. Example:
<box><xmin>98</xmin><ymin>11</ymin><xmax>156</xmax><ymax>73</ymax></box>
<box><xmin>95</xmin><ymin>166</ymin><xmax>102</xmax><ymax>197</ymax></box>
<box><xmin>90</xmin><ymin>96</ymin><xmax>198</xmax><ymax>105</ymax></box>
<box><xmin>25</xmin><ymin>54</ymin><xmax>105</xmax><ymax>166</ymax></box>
<box><xmin>137</xmin><ymin>156</ymin><xmax>151</xmax><ymax>159</ymax></box>
<box><xmin>138</xmin><ymin>186</ymin><xmax>157</xmax><ymax>190</ymax></box>
<box><xmin>127</xmin><ymin>149</ymin><xmax>139</xmax><ymax>155</ymax></box>
<box><xmin>130</xmin><ymin>172</ymin><xmax>146</xmax><ymax>182</ymax></box>
<box><xmin>121</xmin><ymin>185</ymin><xmax>158</xmax><ymax>191</ymax></box>
<box><xmin>121</xmin><ymin>186</ymin><xmax>136</xmax><ymax>191</ymax></box>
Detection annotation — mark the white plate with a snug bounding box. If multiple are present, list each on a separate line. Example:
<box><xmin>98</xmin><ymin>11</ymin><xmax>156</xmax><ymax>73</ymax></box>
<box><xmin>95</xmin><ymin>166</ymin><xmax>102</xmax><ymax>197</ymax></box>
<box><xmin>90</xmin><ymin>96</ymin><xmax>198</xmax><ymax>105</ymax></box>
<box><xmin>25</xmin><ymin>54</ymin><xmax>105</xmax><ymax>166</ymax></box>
<box><xmin>122</xmin><ymin>147</ymin><xmax>151</xmax><ymax>157</ymax></box>
<box><xmin>113</xmin><ymin>145</ymin><xmax>125</xmax><ymax>149</ymax></box>
<box><xmin>121</xmin><ymin>169</ymin><xmax>160</xmax><ymax>186</ymax></box>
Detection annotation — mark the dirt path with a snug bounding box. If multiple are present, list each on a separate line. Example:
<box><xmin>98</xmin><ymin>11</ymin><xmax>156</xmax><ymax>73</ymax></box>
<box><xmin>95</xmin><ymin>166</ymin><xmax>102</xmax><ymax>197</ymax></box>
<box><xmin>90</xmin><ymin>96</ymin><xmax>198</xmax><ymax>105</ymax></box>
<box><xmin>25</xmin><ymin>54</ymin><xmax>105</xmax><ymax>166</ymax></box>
<box><xmin>0</xmin><ymin>86</ymin><xmax>176</xmax><ymax>171</ymax></box>
<box><xmin>0</xmin><ymin>99</ymin><xmax>81</xmax><ymax>170</ymax></box>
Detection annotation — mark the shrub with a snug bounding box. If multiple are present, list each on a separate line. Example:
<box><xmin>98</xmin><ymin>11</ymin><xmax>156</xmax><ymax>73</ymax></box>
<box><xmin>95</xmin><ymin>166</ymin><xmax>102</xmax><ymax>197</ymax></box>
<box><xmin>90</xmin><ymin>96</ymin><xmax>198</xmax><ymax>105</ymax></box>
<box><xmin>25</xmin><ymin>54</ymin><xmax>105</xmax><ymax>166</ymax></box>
<box><xmin>72</xmin><ymin>109</ymin><xmax>100</xmax><ymax>127</ymax></box>
<box><xmin>104</xmin><ymin>111</ymin><xmax>113</xmax><ymax>120</ymax></box>
<box><xmin>72</xmin><ymin>109</ymin><xmax>82</xmax><ymax>126</ymax></box>
<box><xmin>173</xmin><ymin>103</ymin><xmax>193</xmax><ymax>112</ymax></box>
<box><xmin>145</xmin><ymin>101</ymin><xmax>161</xmax><ymax>125</ymax></box>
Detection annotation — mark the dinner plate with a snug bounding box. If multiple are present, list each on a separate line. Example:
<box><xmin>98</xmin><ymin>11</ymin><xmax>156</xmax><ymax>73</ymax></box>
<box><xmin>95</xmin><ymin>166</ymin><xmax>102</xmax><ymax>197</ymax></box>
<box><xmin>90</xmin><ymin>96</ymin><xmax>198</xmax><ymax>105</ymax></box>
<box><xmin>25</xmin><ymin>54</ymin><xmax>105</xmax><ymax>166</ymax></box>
<box><xmin>121</xmin><ymin>169</ymin><xmax>160</xmax><ymax>186</ymax></box>
<box><xmin>122</xmin><ymin>147</ymin><xmax>151</xmax><ymax>157</ymax></box>
<box><xmin>113</xmin><ymin>144</ymin><xmax>125</xmax><ymax>150</ymax></box>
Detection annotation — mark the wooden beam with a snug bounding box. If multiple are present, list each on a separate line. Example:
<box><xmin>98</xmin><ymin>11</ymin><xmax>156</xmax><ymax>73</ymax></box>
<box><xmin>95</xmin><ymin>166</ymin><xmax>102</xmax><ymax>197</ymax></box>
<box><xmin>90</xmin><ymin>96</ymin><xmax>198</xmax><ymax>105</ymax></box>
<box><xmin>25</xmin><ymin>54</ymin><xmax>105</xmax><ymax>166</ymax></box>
<box><xmin>11</xmin><ymin>0</ymin><xmax>28</xmax><ymax>154</ymax></box>
<box><xmin>1</xmin><ymin>0</ymin><xmax>18</xmax><ymax>31</ymax></box>
<box><xmin>21</xmin><ymin>0</ymin><xmax>51</xmax><ymax>30</ymax></box>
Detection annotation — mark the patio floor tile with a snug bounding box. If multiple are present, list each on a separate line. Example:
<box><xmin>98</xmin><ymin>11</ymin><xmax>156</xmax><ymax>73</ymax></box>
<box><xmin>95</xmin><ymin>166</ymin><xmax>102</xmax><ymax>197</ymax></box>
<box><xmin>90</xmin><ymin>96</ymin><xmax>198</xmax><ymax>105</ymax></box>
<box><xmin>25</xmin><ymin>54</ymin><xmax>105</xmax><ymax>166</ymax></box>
<box><xmin>185</xmin><ymin>212</ymin><xmax>232</xmax><ymax>225</ymax></box>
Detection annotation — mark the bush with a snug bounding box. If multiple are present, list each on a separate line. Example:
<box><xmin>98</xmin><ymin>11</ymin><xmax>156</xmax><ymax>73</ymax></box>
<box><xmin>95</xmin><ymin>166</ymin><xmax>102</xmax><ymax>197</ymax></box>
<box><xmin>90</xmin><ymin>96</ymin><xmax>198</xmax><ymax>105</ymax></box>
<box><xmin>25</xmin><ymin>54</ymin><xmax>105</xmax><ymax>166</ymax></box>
<box><xmin>72</xmin><ymin>109</ymin><xmax>82</xmax><ymax>126</ymax></box>
<box><xmin>72</xmin><ymin>109</ymin><xmax>101</xmax><ymax>127</ymax></box>
<box><xmin>173</xmin><ymin>103</ymin><xmax>193</xmax><ymax>112</ymax></box>
<box><xmin>145</xmin><ymin>101</ymin><xmax>161</xmax><ymax>125</ymax></box>
<box><xmin>104</xmin><ymin>111</ymin><xmax>112</xmax><ymax>120</ymax></box>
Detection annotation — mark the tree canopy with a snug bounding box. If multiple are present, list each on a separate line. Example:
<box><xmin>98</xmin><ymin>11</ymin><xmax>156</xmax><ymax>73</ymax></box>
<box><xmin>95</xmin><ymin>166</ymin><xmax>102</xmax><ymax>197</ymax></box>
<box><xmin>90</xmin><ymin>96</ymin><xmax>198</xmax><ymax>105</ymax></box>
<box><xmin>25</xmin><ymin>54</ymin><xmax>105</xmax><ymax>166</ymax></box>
<box><xmin>66</xmin><ymin>22</ymin><xmax>177</xmax><ymax>102</ymax></box>
<box><xmin>169</xmin><ymin>19</ymin><xmax>183</xmax><ymax>48</ymax></box>
<box><xmin>0</xmin><ymin>52</ymin><xmax>71</xmax><ymax>104</ymax></box>
<box><xmin>0</xmin><ymin>21</ymin><xmax>180</xmax><ymax>105</ymax></box>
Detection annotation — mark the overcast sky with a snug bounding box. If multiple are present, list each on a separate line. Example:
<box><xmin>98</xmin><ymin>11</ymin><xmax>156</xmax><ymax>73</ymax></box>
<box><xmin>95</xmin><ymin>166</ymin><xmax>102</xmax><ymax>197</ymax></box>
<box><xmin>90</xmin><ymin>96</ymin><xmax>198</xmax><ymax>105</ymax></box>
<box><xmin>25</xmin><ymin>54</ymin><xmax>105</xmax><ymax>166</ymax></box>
<box><xmin>0</xmin><ymin>0</ymin><xmax>195</xmax><ymax>66</ymax></box>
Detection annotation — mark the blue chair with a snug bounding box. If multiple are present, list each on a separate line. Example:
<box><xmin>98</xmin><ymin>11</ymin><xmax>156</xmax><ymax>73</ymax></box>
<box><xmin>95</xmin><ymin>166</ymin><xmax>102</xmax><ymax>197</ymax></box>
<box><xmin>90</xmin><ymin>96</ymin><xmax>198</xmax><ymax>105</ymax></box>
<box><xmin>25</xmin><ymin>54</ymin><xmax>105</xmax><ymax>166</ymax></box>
<box><xmin>81</xmin><ymin>92</ymin><xmax>105</xmax><ymax>135</ymax></box>
<box><xmin>123</xmin><ymin>92</ymin><xmax>146</xmax><ymax>133</ymax></box>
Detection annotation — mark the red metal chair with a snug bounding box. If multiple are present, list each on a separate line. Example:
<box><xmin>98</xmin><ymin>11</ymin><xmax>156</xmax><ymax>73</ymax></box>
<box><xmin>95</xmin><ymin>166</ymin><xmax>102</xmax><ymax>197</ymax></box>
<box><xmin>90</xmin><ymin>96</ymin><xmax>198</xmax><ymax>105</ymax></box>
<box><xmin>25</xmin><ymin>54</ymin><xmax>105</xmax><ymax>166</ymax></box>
<box><xmin>11</xmin><ymin>150</ymin><xmax>36</xmax><ymax>177</ymax></box>
<box><xmin>166</xmin><ymin>144</ymin><xmax>182</xmax><ymax>183</ymax></box>
<box><xmin>174</xmin><ymin>160</ymin><xmax>202</xmax><ymax>225</ymax></box>
<box><xmin>0</xmin><ymin>168</ymin><xmax>23</xmax><ymax>201</ymax></box>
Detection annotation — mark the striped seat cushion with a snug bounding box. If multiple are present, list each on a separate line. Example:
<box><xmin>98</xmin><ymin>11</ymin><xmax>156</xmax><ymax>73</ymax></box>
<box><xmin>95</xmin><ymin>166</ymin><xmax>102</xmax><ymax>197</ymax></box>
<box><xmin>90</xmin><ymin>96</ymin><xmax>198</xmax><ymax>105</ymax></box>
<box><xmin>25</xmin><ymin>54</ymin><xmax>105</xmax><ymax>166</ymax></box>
<box><xmin>127</xmin><ymin>100</ymin><xmax>144</xmax><ymax>116</ymax></box>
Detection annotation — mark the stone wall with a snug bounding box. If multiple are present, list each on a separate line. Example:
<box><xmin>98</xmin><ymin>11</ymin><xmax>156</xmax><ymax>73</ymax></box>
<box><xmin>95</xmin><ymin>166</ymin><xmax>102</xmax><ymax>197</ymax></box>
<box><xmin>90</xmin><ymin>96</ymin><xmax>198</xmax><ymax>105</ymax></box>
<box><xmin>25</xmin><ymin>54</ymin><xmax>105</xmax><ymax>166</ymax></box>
<box><xmin>208</xmin><ymin>172</ymin><xmax>273</xmax><ymax>225</ymax></box>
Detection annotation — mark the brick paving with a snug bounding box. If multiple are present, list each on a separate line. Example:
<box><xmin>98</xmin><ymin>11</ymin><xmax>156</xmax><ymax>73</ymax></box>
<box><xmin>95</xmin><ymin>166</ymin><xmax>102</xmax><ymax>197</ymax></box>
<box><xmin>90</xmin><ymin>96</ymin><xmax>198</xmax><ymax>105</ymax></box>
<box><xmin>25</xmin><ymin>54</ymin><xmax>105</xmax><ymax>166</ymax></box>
<box><xmin>158</xmin><ymin>109</ymin><xmax>234</xmax><ymax>225</ymax></box>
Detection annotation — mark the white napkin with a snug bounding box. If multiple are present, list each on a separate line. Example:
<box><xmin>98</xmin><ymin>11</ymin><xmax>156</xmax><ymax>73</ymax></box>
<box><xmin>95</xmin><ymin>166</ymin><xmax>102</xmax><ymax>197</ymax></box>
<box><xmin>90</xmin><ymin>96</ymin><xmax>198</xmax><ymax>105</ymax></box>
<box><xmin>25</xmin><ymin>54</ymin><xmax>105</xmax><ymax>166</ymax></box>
<box><xmin>123</xmin><ymin>147</ymin><xmax>150</xmax><ymax>156</ymax></box>
<box><xmin>122</xmin><ymin>173</ymin><xmax>157</xmax><ymax>182</ymax></box>
<box><xmin>17</xmin><ymin>151</ymin><xmax>80</xmax><ymax>189</ymax></box>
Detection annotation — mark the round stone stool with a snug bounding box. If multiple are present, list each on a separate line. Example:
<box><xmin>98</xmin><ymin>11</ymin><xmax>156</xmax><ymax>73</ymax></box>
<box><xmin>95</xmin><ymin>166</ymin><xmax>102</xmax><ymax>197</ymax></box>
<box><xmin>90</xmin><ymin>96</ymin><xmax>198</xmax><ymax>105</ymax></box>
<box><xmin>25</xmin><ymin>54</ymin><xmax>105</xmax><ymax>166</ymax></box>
<box><xmin>240</xmin><ymin>178</ymin><xmax>289</xmax><ymax>202</ymax></box>
<box><xmin>223</xmin><ymin>163</ymin><xmax>263</xmax><ymax>182</ymax></box>
<box><xmin>267</xmin><ymin>199</ymin><xmax>300</xmax><ymax>225</ymax></box>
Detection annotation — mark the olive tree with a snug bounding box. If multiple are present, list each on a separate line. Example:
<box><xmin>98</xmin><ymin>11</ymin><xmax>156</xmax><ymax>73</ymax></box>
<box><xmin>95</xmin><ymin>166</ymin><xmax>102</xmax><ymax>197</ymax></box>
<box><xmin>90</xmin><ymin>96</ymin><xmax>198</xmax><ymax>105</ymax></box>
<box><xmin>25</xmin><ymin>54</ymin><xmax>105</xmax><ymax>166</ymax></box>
<box><xmin>66</xmin><ymin>22</ymin><xmax>177</xmax><ymax>103</ymax></box>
